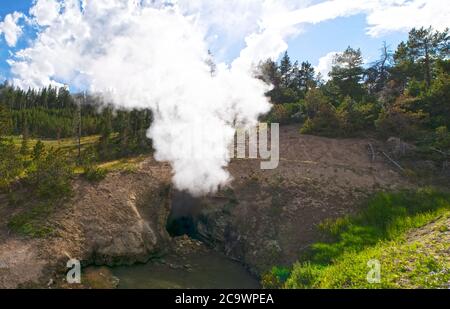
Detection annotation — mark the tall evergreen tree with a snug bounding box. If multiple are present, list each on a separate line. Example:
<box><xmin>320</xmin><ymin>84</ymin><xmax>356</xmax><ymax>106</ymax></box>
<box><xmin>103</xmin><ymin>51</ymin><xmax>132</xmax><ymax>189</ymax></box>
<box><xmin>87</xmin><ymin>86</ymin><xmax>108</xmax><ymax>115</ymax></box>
<box><xmin>0</xmin><ymin>102</ymin><xmax>11</xmax><ymax>138</ymax></box>
<box><xmin>279</xmin><ymin>52</ymin><xmax>293</xmax><ymax>87</ymax></box>
<box><xmin>295</xmin><ymin>61</ymin><xmax>316</xmax><ymax>94</ymax></box>
<box><xmin>329</xmin><ymin>46</ymin><xmax>365</xmax><ymax>100</ymax></box>
<box><xmin>407</xmin><ymin>27</ymin><xmax>449</xmax><ymax>87</ymax></box>
<box><xmin>20</xmin><ymin>117</ymin><xmax>29</xmax><ymax>156</ymax></box>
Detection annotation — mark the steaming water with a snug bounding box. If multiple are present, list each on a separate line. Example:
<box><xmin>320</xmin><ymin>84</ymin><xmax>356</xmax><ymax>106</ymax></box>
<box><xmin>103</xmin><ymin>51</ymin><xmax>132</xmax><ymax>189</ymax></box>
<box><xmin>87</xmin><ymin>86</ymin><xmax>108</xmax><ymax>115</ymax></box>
<box><xmin>112</xmin><ymin>250</ymin><xmax>259</xmax><ymax>289</ymax></box>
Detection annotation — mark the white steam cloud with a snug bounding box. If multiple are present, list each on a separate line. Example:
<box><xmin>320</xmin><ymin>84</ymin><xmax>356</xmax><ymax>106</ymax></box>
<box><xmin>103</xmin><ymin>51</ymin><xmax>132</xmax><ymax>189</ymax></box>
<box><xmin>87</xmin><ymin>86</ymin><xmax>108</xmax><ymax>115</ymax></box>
<box><xmin>7</xmin><ymin>0</ymin><xmax>280</xmax><ymax>196</ymax></box>
<box><xmin>4</xmin><ymin>0</ymin><xmax>450</xmax><ymax>195</ymax></box>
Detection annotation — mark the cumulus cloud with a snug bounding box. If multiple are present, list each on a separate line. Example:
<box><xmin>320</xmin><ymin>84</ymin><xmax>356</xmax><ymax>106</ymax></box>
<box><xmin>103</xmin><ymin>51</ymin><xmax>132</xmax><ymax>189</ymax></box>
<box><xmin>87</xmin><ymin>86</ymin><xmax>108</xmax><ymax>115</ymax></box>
<box><xmin>29</xmin><ymin>0</ymin><xmax>61</xmax><ymax>26</ymax></box>
<box><xmin>365</xmin><ymin>0</ymin><xmax>450</xmax><ymax>37</ymax></box>
<box><xmin>315</xmin><ymin>51</ymin><xmax>340</xmax><ymax>81</ymax></box>
<box><xmin>281</xmin><ymin>0</ymin><xmax>449</xmax><ymax>38</ymax></box>
<box><xmin>0</xmin><ymin>12</ymin><xmax>24</xmax><ymax>47</ymax></box>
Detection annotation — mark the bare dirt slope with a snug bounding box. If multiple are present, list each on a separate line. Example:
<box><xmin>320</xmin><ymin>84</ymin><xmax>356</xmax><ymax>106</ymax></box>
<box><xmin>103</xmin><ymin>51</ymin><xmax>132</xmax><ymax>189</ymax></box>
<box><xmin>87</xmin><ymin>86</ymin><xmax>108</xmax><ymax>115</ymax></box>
<box><xmin>198</xmin><ymin>125</ymin><xmax>413</xmax><ymax>274</ymax></box>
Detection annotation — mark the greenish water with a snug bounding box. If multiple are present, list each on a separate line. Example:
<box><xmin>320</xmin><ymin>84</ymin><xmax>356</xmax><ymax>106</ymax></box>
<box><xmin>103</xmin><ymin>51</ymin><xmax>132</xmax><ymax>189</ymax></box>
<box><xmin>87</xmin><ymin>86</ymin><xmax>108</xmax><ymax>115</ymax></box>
<box><xmin>112</xmin><ymin>250</ymin><xmax>260</xmax><ymax>289</ymax></box>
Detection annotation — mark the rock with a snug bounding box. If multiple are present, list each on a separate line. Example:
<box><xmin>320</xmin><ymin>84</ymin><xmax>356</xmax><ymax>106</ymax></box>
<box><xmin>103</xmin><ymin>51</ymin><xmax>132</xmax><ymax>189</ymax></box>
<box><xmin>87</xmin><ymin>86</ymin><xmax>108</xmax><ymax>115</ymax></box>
<box><xmin>47</xmin><ymin>278</ymin><xmax>54</xmax><ymax>287</ymax></box>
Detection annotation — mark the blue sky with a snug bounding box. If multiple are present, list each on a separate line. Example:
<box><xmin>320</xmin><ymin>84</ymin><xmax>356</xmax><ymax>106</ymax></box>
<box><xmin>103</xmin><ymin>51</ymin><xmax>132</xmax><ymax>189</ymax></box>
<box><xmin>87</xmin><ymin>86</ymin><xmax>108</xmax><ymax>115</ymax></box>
<box><xmin>0</xmin><ymin>0</ymin><xmax>417</xmax><ymax>84</ymax></box>
<box><xmin>287</xmin><ymin>14</ymin><xmax>406</xmax><ymax>66</ymax></box>
<box><xmin>0</xmin><ymin>0</ymin><xmax>32</xmax><ymax>81</ymax></box>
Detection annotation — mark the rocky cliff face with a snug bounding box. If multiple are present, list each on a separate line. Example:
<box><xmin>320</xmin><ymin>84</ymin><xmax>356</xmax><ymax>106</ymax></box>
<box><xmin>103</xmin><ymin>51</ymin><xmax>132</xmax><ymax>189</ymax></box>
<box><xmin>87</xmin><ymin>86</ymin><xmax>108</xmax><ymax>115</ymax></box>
<box><xmin>0</xmin><ymin>158</ymin><xmax>173</xmax><ymax>288</ymax></box>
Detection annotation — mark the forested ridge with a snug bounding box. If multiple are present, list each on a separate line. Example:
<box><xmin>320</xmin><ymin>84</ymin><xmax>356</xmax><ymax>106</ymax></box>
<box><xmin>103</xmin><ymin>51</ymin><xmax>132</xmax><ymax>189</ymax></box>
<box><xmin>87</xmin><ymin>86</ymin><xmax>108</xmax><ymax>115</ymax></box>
<box><xmin>1</xmin><ymin>26</ymin><xmax>449</xmax><ymax>144</ymax></box>
<box><xmin>260</xmin><ymin>27</ymin><xmax>449</xmax><ymax>147</ymax></box>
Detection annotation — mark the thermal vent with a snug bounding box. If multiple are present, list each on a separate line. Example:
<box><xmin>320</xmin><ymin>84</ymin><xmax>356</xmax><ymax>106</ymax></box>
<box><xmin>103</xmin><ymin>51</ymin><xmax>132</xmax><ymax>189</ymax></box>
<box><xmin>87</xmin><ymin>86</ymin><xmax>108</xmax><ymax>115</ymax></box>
<box><xmin>166</xmin><ymin>190</ymin><xmax>201</xmax><ymax>237</ymax></box>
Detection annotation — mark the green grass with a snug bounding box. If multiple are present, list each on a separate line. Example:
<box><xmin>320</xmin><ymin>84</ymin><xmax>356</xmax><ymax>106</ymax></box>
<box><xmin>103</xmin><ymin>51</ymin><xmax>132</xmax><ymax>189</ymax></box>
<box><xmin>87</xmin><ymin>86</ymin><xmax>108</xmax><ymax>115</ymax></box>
<box><xmin>9</xmin><ymin>135</ymin><xmax>101</xmax><ymax>155</ymax></box>
<box><xmin>285</xmin><ymin>235</ymin><xmax>449</xmax><ymax>288</ymax></box>
<box><xmin>97</xmin><ymin>155</ymin><xmax>145</xmax><ymax>173</ymax></box>
<box><xmin>263</xmin><ymin>188</ymin><xmax>450</xmax><ymax>289</ymax></box>
<box><xmin>8</xmin><ymin>134</ymin><xmax>146</xmax><ymax>175</ymax></box>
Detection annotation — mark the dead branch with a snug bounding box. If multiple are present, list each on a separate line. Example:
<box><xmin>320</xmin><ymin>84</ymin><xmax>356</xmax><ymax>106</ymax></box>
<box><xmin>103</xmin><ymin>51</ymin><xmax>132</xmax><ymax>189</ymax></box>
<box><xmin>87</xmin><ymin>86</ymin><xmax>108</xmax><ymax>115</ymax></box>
<box><xmin>382</xmin><ymin>151</ymin><xmax>404</xmax><ymax>172</ymax></box>
<box><xmin>367</xmin><ymin>143</ymin><xmax>376</xmax><ymax>162</ymax></box>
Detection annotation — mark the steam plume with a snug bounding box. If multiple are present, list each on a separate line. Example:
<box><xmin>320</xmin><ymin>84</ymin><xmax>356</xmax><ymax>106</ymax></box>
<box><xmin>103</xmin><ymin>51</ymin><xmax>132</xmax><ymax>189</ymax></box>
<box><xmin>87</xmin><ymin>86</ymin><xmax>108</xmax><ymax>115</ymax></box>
<box><xmin>6</xmin><ymin>0</ymin><xmax>448</xmax><ymax>194</ymax></box>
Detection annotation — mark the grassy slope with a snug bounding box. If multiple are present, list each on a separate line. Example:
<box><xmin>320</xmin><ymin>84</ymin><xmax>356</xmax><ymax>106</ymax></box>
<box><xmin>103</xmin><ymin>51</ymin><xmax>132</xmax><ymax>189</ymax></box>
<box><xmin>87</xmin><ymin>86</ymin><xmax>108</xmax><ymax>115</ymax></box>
<box><xmin>264</xmin><ymin>188</ymin><xmax>450</xmax><ymax>289</ymax></box>
<box><xmin>8</xmin><ymin>134</ymin><xmax>146</xmax><ymax>173</ymax></box>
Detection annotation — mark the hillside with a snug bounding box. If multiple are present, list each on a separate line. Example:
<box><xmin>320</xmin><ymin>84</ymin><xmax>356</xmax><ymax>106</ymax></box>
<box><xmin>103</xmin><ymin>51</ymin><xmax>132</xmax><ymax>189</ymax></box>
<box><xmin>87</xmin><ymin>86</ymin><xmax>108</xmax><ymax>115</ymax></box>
<box><xmin>0</xmin><ymin>126</ymin><xmax>423</xmax><ymax>288</ymax></box>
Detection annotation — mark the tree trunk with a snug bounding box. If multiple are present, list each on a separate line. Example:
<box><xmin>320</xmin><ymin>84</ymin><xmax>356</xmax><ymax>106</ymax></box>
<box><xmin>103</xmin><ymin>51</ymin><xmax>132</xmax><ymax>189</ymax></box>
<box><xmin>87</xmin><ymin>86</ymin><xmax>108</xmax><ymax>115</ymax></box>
<box><xmin>424</xmin><ymin>43</ymin><xmax>431</xmax><ymax>87</ymax></box>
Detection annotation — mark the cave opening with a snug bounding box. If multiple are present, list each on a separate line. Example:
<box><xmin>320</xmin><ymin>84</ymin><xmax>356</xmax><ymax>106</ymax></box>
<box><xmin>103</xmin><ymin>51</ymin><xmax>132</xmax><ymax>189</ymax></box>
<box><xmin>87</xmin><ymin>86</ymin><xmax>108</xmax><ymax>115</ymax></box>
<box><xmin>166</xmin><ymin>190</ymin><xmax>201</xmax><ymax>238</ymax></box>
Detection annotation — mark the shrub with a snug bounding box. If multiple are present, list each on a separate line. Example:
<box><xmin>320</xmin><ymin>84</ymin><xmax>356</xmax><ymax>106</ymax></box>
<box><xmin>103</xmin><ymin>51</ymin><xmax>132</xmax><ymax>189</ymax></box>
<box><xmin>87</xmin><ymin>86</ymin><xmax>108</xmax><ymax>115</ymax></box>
<box><xmin>81</xmin><ymin>146</ymin><xmax>107</xmax><ymax>182</ymax></box>
<box><xmin>300</xmin><ymin>89</ymin><xmax>342</xmax><ymax>136</ymax></box>
<box><xmin>284</xmin><ymin>262</ymin><xmax>323</xmax><ymax>289</ymax></box>
<box><xmin>83</xmin><ymin>166</ymin><xmax>107</xmax><ymax>182</ymax></box>
<box><xmin>265</xmin><ymin>103</ymin><xmax>302</xmax><ymax>124</ymax></box>
<box><xmin>32</xmin><ymin>140</ymin><xmax>45</xmax><ymax>161</ymax></box>
<box><xmin>337</xmin><ymin>97</ymin><xmax>379</xmax><ymax>135</ymax></box>
<box><xmin>261</xmin><ymin>266</ymin><xmax>291</xmax><ymax>289</ymax></box>
<box><xmin>300</xmin><ymin>103</ymin><xmax>341</xmax><ymax>137</ymax></box>
<box><xmin>8</xmin><ymin>203</ymin><xmax>55</xmax><ymax>238</ymax></box>
<box><xmin>0</xmin><ymin>138</ymin><xmax>23</xmax><ymax>191</ymax></box>
<box><xmin>376</xmin><ymin>96</ymin><xmax>428</xmax><ymax>140</ymax></box>
<box><xmin>28</xmin><ymin>148</ymin><xmax>74</xmax><ymax>199</ymax></box>
<box><xmin>434</xmin><ymin>126</ymin><xmax>450</xmax><ymax>150</ymax></box>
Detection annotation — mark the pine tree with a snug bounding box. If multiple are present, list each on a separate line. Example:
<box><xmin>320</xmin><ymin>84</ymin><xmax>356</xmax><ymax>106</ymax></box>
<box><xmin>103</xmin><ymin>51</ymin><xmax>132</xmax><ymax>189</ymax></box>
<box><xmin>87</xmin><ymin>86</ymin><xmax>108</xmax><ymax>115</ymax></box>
<box><xmin>279</xmin><ymin>52</ymin><xmax>293</xmax><ymax>87</ymax></box>
<box><xmin>0</xmin><ymin>138</ymin><xmax>23</xmax><ymax>191</ymax></box>
<box><xmin>20</xmin><ymin>117</ymin><xmax>29</xmax><ymax>156</ymax></box>
<box><xmin>0</xmin><ymin>102</ymin><xmax>12</xmax><ymax>138</ymax></box>
<box><xmin>295</xmin><ymin>62</ymin><xmax>316</xmax><ymax>94</ymax></box>
<box><xmin>32</xmin><ymin>140</ymin><xmax>45</xmax><ymax>161</ymax></box>
<box><xmin>407</xmin><ymin>27</ymin><xmax>449</xmax><ymax>87</ymax></box>
<box><xmin>97</xmin><ymin>107</ymin><xmax>113</xmax><ymax>159</ymax></box>
<box><xmin>329</xmin><ymin>46</ymin><xmax>366</xmax><ymax>100</ymax></box>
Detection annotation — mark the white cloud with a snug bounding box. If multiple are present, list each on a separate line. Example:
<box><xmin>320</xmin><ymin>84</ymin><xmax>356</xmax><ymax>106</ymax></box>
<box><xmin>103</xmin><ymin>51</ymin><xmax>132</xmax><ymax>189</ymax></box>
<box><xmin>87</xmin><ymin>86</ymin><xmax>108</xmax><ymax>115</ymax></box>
<box><xmin>279</xmin><ymin>0</ymin><xmax>450</xmax><ymax>38</ymax></box>
<box><xmin>315</xmin><ymin>51</ymin><xmax>339</xmax><ymax>81</ymax></box>
<box><xmin>365</xmin><ymin>0</ymin><xmax>450</xmax><ymax>37</ymax></box>
<box><xmin>29</xmin><ymin>0</ymin><xmax>61</xmax><ymax>26</ymax></box>
<box><xmin>0</xmin><ymin>12</ymin><xmax>24</xmax><ymax>47</ymax></box>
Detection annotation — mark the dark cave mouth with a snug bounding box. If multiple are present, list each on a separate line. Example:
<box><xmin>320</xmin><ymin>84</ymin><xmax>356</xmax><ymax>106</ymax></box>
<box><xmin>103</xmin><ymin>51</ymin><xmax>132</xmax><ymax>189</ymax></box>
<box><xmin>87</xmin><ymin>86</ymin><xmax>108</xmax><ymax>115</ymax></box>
<box><xmin>166</xmin><ymin>215</ymin><xmax>197</xmax><ymax>237</ymax></box>
<box><xmin>166</xmin><ymin>190</ymin><xmax>201</xmax><ymax>238</ymax></box>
